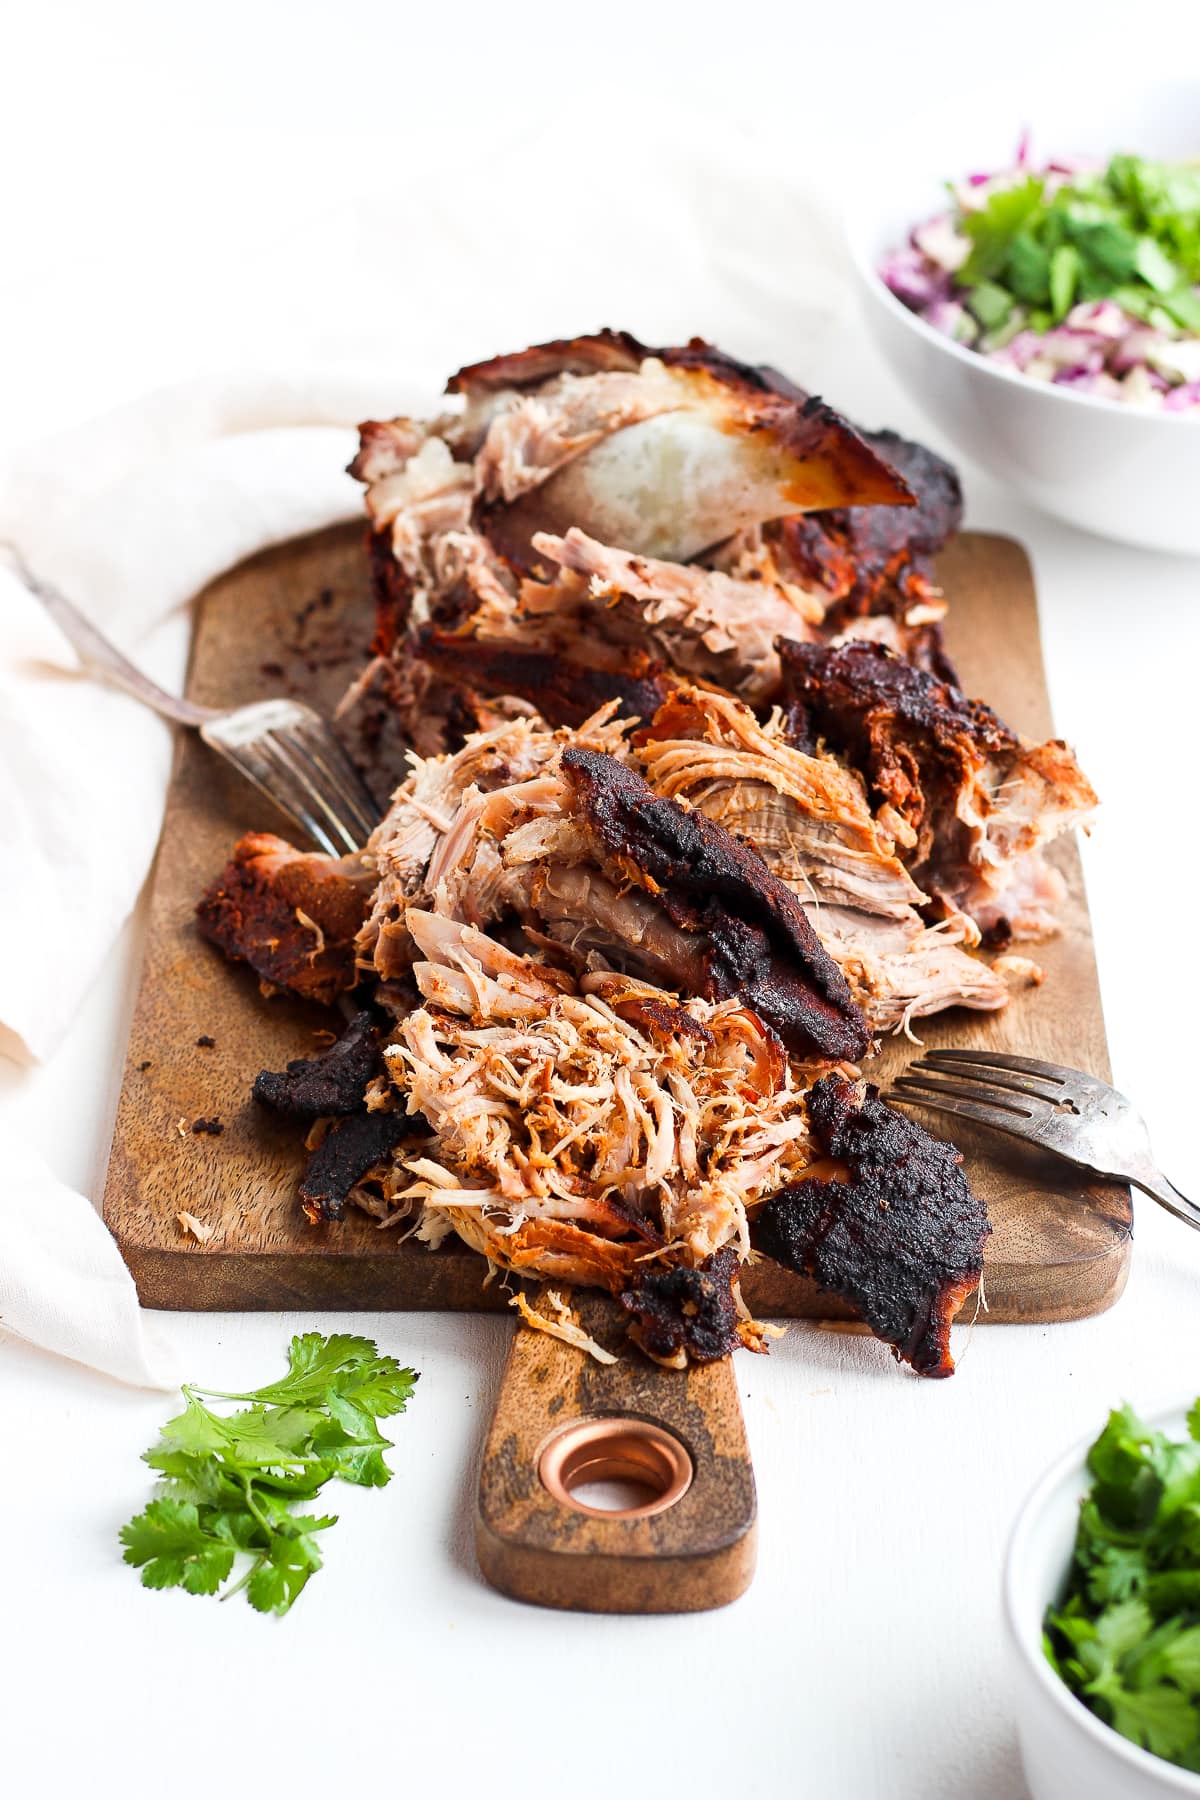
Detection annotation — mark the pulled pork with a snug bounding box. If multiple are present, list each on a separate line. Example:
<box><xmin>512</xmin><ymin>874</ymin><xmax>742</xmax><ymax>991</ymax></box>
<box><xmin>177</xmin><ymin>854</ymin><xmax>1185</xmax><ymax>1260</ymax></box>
<box><xmin>780</xmin><ymin>639</ymin><xmax>1098</xmax><ymax>941</ymax></box>
<box><xmin>192</xmin><ymin>329</ymin><xmax>1103</xmax><ymax>1378</ymax></box>
<box><xmin>196</xmin><ymin>833</ymin><xmax>375</xmax><ymax>1003</ymax></box>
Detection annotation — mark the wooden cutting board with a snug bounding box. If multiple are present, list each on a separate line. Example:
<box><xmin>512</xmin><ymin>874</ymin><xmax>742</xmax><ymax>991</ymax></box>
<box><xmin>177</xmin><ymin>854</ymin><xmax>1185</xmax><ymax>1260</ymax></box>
<box><xmin>101</xmin><ymin>522</ymin><xmax>1132</xmax><ymax>1324</ymax></box>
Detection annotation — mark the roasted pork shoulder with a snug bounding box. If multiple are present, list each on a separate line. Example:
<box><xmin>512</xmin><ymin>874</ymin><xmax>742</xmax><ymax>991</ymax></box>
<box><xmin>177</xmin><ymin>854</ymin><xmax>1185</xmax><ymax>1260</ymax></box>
<box><xmin>780</xmin><ymin>638</ymin><xmax>1097</xmax><ymax>942</ymax></box>
<box><xmin>192</xmin><ymin>330</ymin><xmax>1102</xmax><ymax>1378</ymax></box>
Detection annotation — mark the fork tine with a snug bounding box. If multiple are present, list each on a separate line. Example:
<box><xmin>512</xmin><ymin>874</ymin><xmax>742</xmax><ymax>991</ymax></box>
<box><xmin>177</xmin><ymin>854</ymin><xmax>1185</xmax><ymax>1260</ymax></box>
<box><xmin>920</xmin><ymin>1048</ymin><xmax>1069</xmax><ymax>1083</ymax></box>
<box><xmin>892</xmin><ymin>1075</ymin><xmax>1038</xmax><ymax>1125</ymax></box>
<box><xmin>890</xmin><ymin>1084</ymin><xmax>1043</xmax><ymax>1141</ymax></box>
<box><xmin>223</xmin><ymin>735</ymin><xmax>342</xmax><ymax>855</ymax></box>
<box><xmin>263</xmin><ymin>730</ymin><xmax>365</xmax><ymax>856</ymax></box>
<box><xmin>909</xmin><ymin>1059</ymin><xmax>1060</xmax><ymax>1103</ymax></box>
<box><xmin>285</xmin><ymin>714</ymin><xmax>378</xmax><ymax>843</ymax></box>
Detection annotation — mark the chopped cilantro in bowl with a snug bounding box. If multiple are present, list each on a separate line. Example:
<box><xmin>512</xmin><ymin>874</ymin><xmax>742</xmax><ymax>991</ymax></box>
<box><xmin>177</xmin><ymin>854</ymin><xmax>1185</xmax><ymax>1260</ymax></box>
<box><xmin>880</xmin><ymin>149</ymin><xmax>1200</xmax><ymax>411</ymax></box>
<box><xmin>1044</xmin><ymin>1402</ymin><xmax>1200</xmax><ymax>1773</ymax></box>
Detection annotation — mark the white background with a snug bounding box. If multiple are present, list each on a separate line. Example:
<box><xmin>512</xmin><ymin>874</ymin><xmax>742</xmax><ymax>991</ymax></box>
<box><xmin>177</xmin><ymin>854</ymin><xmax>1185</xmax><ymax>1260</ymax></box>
<box><xmin>4</xmin><ymin>4</ymin><xmax>1200</xmax><ymax>1796</ymax></box>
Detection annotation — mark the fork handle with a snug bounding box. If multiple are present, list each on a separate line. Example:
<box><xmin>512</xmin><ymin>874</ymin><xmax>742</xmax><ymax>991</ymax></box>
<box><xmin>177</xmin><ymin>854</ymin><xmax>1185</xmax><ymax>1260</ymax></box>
<box><xmin>1128</xmin><ymin>1166</ymin><xmax>1200</xmax><ymax>1234</ymax></box>
<box><xmin>5</xmin><ymin>544</ymin><xmax>215</xmax><ymax>728</ymax></box>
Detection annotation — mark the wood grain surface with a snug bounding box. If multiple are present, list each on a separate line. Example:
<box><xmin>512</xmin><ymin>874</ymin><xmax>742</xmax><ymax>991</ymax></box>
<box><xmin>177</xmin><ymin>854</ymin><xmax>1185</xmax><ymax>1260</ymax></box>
<box><xmin>475</xmin><ymin>1288</ymin><xmax>756</xmax><ymax>1612</ymax></box>
<box><xmin>100</xmin><ymin>523</ymin><xmax>1132</xmax><ymax>1325</ymax></box>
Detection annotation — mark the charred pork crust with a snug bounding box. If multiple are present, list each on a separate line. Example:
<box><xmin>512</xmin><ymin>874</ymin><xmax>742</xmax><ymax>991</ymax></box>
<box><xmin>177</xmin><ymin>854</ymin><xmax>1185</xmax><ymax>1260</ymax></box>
<box><xmin>752</xmin><ymin>1074</ymin><xmax>989</xmax><ymax>1377</ymax></box>
<box><xmin>195</xmin><ymin>833</ymin><xmax>374</xmax><ymax>1006</ymax></box>
<box><xmin>253</xmin><ymin>1011</ymin><xmax>384</xmax><ymax>1119</ymax></box>
<box><xmin>619</xmin><ymin>1245</ymin><xmax>743</xmax><ymax>1363</ymax></box>
<box><xmin>299</xmin><ymin>1110</ymin><xmax>417</xmax><ymax>1224</ymax></box>
<box><xmin>773</xmin><ymin>428</ymin><xmax>960</xmax><ymax>594</ymax></box>
<box><xmin>779</xmin><ymin>639</ymin><xmax>1014</xmax><ymax>854</ymax></box>
<box><xmin>446</xmin><ymin>330</ymin><xmax>649</xmax><ymax>393</ymax></box>
<box><xmin>366</xmin><ymin>525</ymin><xmax>413</xmax><ymax>656</ymax></box>
<box><xmin>559</xmin><ymin>747</ymin><xmax>871</xmax><ymax>1062</ymax></box>
<box><xmin>414</xmin><ymin>627</ymin><xmax>674</xmax><ymax>730</ymax></box>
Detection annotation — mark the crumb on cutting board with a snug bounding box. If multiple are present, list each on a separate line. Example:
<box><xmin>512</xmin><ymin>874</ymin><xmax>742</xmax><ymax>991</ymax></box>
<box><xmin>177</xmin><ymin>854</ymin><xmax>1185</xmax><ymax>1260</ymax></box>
<box><xmin>177</xmin><ymin>1210</ymin><xmax>215</xmax><ymax>1245</ymax></box>
<box><xmin>191</xmin><ymin>1116</ymin><xmax>224</xmax><ymax>1136</ymax></box>
<box><xmin>196</xmin><ymin>1034</ymin><xmax>216</xmax><ymax>1048</ymax></box>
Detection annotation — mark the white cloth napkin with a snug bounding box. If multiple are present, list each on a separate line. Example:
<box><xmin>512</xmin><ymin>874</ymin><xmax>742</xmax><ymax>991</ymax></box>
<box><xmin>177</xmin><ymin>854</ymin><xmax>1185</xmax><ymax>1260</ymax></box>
<box><xmin>0</xmin><ymin>117</ymin><xmax>855</xmax><ymax>1386</ymax></box>
<box><xmin>0</xmin><ymin>369</ymin><xmax>432</xmax><ymax>1383</ymax></box>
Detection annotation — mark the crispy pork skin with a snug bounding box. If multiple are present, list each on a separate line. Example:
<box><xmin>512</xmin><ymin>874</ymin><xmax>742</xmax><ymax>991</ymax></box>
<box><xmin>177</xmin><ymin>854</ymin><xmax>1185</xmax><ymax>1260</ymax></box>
<box><xmin>447</xmin><ymin>330</ymin><xmax>647</xmax><ymax>395</ymax></box>
<box><xmin>752</xmin><ymin>1074</ymin><xmax>989</xmax><ymax>1377</ymax></box>
<box><xmin>422</xmin><ymin>333</ymin><xmax>915</xmax><ymax>568</ymax></box>
<box><xmin>196</xmin><ymin>833</ymin><xmax>375</xmax><ymax>1005</ymax></box>
<box><xmin>779</xmin><ymin>639</ymin><xmax>1097</xmax><ymax>938</ymax></box>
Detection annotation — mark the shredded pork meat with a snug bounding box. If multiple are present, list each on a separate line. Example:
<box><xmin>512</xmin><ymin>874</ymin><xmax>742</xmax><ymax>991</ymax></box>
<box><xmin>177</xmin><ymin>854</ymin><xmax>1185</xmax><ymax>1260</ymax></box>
<box><xmin>780</xmin><ymin>638</ymin><xmax>1097</xmax><ymax>941</ymax></box>
<box><xmin>191</xmin><ymin>329</ymin><xmax>1105</xmax><ymax>1377</ymax></box>
<box><xmin>385</xmin><ymin>911</ymin><xmax>819</xmax><ymax>1286</ymax></box>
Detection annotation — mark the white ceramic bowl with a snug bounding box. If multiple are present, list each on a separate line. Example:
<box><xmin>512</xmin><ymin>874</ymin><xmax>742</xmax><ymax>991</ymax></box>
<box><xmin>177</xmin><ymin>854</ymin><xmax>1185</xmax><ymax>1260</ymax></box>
<box><xmin>845</xmin><ymin>82</ymin><xmax>1200</xmax><ymax>554</ymax></box>
<box><xmin>1005</xmin><ymin>1403</ymin><xmax>1200</xmax><ymax>1800</ymax></box>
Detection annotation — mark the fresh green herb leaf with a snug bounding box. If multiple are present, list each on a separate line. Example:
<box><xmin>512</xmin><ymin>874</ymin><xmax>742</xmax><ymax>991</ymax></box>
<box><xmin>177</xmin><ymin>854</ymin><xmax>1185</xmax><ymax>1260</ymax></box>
<box><xmin>1164</xmin><ymin>287</ymin><xmax>1200</xmax><ymax>334</ymax></box>
<box><xmin>959</xmin><ymin>176</ymin><xmax>1046</xmax><ymax>284</ymax></box>
<box><xmin>1045</xmin><ymin>1399</ymin><xmax>1200</xmax><ymax>1773</ymax></box>
<box><xmin>119</xmin><ymin>1334</ymin><xmax>417</xmax><ymax>1616</ymax></box>
<box><xmin>966</xmin><ymin>281</ymin><xmax>1014</xmax><ymax>332</ymax></box>
<box><xmin>120</xmin><ymin>1498</ymin><xmax>238</xmax><ymax>1596</ymax></box>
<box><xmin>1006</xmin><ymin>232</ymin><xmax>1051</xmax><ymax>306</ymax></box>
<box><xmin>1135</xmin><ymin>237</ymin><xmax>1182</xmax><ymax>294</ymax></box>
<box><xmin>1049</xmin><ymin>244</ymin><xmax>1081</xmax><ymax>321</ymax></box>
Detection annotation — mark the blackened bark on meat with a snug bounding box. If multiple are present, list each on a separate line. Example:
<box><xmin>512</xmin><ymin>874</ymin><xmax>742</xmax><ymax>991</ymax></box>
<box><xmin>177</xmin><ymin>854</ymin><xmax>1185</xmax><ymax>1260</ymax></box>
<box><xmin>253</xmin><ymin>1011</ymin><xmax>384</xmax><ymax>1119</ymax></box>
<box><xmin>299</xmin><ymin>1111</ymin><xmax>416</xmax><ymax>1223</ymax></box>
<box><xmin>778</xmin><ymin>638</ymin><xmax>1014</xmax><ymax>858</ymax></box>
<box><xmin>415</xmin><ymin>628</ymin><xmax>674</xmax><ymax>729</ymax></box>
<box><xmin>560</xmin><ymin>748</ymin><xmax>871</xmax><ymax>1061</ymax></box>
<box><xmin>619</xmin><ymin>1246</ymin><xmax>743</xmax><ymax>1363</ymax></box>
<box><xmin>851</xmin><ymin>430</ymin><xmax>963</xmax><ymax>562</ymax></box>
<box><xmin>752</xmin><ymin>1075</ymin><xmax>989</xmax><ymax>1376</ymax></box>
<box><xmin>773</xmin><ymin>429</ymin><xmax>961</xmax><ymax>602</ymax></box>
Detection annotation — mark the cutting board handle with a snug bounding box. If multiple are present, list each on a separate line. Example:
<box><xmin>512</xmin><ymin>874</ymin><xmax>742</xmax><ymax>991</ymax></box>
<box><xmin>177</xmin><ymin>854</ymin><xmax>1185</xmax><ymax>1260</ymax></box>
<box><xmin>475</xmin><ymin>1289</ymin><xmax>757</xmax><ymax>1613</ymax></box>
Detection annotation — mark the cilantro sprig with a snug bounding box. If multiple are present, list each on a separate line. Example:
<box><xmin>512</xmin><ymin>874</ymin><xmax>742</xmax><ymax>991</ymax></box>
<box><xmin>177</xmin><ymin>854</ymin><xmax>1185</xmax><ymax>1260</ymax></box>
<box><xmin>1045</xmin><ymin>1401</ymin><xmax>1200</xmax><ymax>1771</ymax></box>
<box><xmin>957</xmin><ymin>153</ymin><xmax>1200</xmax><ymax>338</ymax></box>
<box><xmin>120</xmin><ymin>1334</ymin><xmax>417</xmax><ymax>1614</ymax></box>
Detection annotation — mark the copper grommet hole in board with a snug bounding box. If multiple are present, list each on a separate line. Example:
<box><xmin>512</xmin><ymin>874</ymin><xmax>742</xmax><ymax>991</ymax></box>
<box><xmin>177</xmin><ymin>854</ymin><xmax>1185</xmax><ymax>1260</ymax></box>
<box><xmin>537</xmin><ymin>1417</ymin><xmax>693</xmax><ymax>1519</ymax></box>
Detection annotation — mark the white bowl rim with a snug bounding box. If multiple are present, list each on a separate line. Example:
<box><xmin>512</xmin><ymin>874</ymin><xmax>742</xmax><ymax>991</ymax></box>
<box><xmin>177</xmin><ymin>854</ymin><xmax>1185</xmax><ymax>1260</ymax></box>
<box><xmin>847</xmin><ymin>224</ymin><xmax>1200</xmax><ymax>429</ymax></box>
<box><xmin>1004</xmin><ymin>1397</ymin><xmax>1200</xmax><ymax>1795</ymax></box>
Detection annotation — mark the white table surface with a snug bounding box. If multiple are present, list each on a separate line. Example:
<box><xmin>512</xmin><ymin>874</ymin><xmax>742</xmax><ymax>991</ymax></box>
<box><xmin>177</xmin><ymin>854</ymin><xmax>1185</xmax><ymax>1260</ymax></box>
<box><xmin>4</xmin><ymin>8</ymin><xmax>1200</xmax><ymax>1797</ymax></box>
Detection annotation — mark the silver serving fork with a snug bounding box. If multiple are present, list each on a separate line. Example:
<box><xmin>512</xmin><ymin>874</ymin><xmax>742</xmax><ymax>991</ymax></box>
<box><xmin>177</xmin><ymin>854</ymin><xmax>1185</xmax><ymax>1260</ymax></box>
<box><xmin>891</xmin><ymin>1048</ymin><xmax>1197</xmax><ymax>1232</ymax></box>
<box><xmin>9</xmin><ymin>547</ymin><xmax>379</xmax><ymax>856</ymax></box>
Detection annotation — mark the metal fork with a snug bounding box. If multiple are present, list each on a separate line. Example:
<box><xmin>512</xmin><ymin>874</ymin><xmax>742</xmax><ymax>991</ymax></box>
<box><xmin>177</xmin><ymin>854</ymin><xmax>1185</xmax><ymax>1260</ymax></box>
<box><xmin>891</xmin><ymin>1048</ymin><xmax>1198</xmax><ymax>1232</ymax></box>
<box><xmin>8</xmin><ymin>547</ymin><xmax>378</xmax><ymax>856</ymax></box>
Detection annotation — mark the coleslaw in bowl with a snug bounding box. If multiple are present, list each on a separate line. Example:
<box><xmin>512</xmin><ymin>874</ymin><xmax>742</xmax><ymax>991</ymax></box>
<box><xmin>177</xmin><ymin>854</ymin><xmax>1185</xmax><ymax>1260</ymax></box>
<box><xmin>846</xmin><ymin>85</ymin><xmax>1200</xmax><ymax>552</ymax></box>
